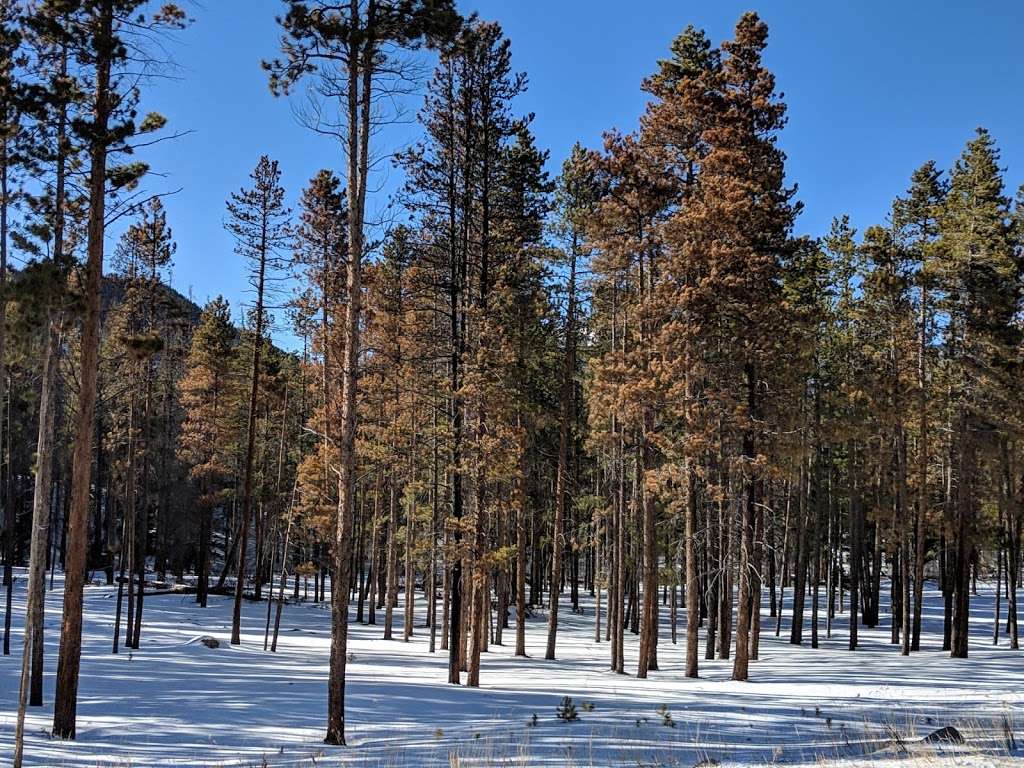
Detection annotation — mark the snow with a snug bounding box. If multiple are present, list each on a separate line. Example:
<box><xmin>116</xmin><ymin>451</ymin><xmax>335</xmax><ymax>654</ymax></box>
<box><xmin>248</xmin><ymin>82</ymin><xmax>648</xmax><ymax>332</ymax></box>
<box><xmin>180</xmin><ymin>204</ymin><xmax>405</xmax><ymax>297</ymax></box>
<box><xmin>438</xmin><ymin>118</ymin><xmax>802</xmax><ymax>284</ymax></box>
<box><xmin>1</xmin><ymin>572</ymin><xmax>1022</xmax><ymax>767</ymax></box>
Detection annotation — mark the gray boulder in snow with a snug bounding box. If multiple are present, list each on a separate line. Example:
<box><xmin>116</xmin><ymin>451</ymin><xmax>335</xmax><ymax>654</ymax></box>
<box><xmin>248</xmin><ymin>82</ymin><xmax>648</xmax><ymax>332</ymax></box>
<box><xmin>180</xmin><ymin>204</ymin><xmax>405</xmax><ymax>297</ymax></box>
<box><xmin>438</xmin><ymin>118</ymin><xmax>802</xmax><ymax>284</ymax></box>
<box><xmin>922</xmin><ymin>726</ymin><xmax>964</xmax><ymax>744</ymax></box>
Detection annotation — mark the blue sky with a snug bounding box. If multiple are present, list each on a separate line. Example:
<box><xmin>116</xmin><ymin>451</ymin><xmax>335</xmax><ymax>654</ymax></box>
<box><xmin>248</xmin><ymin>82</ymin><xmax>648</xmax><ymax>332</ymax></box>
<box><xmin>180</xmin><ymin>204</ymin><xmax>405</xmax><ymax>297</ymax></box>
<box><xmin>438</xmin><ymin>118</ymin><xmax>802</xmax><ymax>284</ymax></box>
<box><xmin>137</xmin><ymin>0</ymin><xmax>1023</xmax><ymax>347</ymax></box>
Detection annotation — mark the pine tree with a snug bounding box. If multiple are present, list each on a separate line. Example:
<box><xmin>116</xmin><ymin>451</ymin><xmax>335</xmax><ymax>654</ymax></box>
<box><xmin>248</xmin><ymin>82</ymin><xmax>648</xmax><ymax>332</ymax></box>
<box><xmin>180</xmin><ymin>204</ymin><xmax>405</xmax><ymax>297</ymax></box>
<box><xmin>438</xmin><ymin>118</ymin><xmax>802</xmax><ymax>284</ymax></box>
<box><xmin>1005</xmin><ymin>185</ymin><xmax>1024</xmax><ymax>649</ymax></box>
<box><xmin>293</xmin><ymin>167</ymin><xmax>347</xmax><ymax>475</ymax></box>
<box><xmin>267</xmin><ymin>0</ymin><xmax>460</xmax><ymax>742</ymax></box>
<box><xmin>546</xmin><ymin>142</ymin><xmax>591</xmax><ymax>661</ymax></box>
<box><xmin>939</xmin><ymin>128</ymin><xmax>1019</xmax><ymax>659</ymax></box>
<box><xmin>0</xmin><ymin>0</ymin><xmax>28</xmax><ymax>663</ymax></box>
<box><xmin>493</xmin><ymin>124</ymin><xmax>551</xmax><ymax>658</ymax></box>
<box><xmin>643</xmin><ymin>13</ymin><xmax>799</xmax><ymax>681</ymax></box>
<box><xmin>857</xmin><ymin>221</ymin><xmax>915</xmax><ymax>654</ymax></box>
<box><xmin>14</xmin><ymin>0</ymin><xmax>88</xmax><ymax>712</ymax></box>
<box><xmin>225</xmin><ymin>155</ymin><xmax>290</xmax><ymax>646</ymax></box>
<box><xmin>893</xmin><ymin>161</ymin><xmax>946</xmax><ymax>651</ymax></box>
<box><xmin>111</xmin><ymin>197</ymin><xmax>177</xmax><ymax>650</ymax></box>
<box><xmin>179</xmin><ymin>298</ymin><xmax>237</xmax><ymax>608</ymax></box>
<box><xmin>586</xmin><ymin>129</ymin><xmax>672</xmax><ymax>676</ymax></box>
<box><xmin>8</xmin><ymin>0</ymin><xmax>82</xmax><ymax>743</ymax></box>
<box><xmin>820</xmin><ymin>216</ymin><xmax>867</xmax><ymax>651</ymax></box>
<box><xmin>637</xmin><ymin>22</ymin><xmax>721</xmax><ymax>679</ymax></box>
<box><xmin>397</xmin><ymin>17</ymin><xmax>541</xmax><ymax>687</ymax></box>
<box><xmin>51</xmin><ymin>0</ymin><xmax>186</xmax><ymax>741</ymax></box>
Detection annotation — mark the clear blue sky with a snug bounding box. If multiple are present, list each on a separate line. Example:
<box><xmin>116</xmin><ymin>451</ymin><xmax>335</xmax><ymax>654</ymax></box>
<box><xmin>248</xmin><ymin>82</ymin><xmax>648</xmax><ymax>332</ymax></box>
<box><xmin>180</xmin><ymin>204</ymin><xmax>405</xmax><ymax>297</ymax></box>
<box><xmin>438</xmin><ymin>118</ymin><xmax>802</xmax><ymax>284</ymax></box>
<box><xmin>138</xmin><ymin>0</ymin><xmax>1024</xmax><ymax>348</ymax></box>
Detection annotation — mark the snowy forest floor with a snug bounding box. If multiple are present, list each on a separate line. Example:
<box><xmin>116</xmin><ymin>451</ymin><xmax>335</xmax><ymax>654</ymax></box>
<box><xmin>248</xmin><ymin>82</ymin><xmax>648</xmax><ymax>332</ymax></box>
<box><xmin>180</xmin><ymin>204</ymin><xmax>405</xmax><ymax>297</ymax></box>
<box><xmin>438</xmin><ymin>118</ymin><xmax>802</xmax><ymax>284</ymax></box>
<box><xmin>1</xmin><ymin>572</ymin><xmax>1022</xmax><ymax>767</ymax></box>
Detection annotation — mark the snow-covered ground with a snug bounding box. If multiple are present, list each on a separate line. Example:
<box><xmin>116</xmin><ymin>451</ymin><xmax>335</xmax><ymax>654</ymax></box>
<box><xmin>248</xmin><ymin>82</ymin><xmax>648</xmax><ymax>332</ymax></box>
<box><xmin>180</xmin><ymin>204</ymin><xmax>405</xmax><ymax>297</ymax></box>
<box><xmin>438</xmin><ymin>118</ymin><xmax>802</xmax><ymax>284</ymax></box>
<box><xmin>1</xmin><ymin>571</ymin><xmax>1021</xmax><ymax>767</ymax></box>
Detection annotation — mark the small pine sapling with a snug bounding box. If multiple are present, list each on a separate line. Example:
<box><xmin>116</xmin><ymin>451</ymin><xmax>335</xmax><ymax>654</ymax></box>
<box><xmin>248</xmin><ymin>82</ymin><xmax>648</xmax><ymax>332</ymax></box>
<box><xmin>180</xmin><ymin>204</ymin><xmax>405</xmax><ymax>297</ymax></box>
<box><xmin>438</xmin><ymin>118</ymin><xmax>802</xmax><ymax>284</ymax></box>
<box><xmin>556</xmin><ymin>696</ymin><xmax>578</xmax><ymax>722</ymax></box>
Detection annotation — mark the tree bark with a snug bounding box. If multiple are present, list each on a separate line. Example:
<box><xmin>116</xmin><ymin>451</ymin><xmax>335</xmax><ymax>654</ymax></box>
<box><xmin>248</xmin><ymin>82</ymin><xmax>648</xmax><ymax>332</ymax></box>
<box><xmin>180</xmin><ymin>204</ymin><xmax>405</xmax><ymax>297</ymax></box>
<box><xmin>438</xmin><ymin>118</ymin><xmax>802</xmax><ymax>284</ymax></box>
<box><xmin>52</xmin><ymin>1</ymin><xmax>113</xmax><ymax>738</ymax></box>
<box><xmin>684</xmin><ymin>464</ymin><xmax>699</xmax><ymax>677</ymax></box>
<box><xmin>326</xmin><ymin>0</ymin><xmax>373</xmax><ymax>743</ymax></box>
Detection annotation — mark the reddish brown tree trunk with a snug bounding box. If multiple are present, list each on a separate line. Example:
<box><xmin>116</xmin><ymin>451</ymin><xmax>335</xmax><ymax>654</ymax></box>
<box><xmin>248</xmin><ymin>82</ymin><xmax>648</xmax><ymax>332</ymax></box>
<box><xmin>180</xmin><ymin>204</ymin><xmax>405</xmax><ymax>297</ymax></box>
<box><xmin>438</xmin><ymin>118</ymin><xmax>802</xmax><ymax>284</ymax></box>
<box><xmin>52</xmin><ymin>2</ymin><xmax>113</xmax><ymax>738</ymax></box>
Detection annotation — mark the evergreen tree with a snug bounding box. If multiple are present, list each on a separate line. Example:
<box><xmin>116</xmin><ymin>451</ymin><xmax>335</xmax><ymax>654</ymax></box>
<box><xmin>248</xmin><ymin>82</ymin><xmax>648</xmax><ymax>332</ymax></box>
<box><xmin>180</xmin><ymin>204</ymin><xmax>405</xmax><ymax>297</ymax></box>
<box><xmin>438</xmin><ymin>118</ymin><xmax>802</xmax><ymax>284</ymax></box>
<box><xmin>939</xmin><ymin>128</ymin><xmax>1020</xmax><ymax>659</ymax></box>
<box><xmin>893</xmin><ymin>161</ymin><xmax>947</xmax><ymax>651</ymax></box>
<box><xmin>267</xmin><ymin>1</ymin><xmax>460</xmax><ymax>741</ymax></box>
<box><xmin>546</xmin><ymin>142</ymin><xmax>589</xmax><ymax>661</ymax></box>
<box><xmin>224</xmin><ymin>155</ymin><xmax>290</xmax><ymax>646</ymax></box>
<box><xmin>51</xmin><ymin>0</ymin><xmax>186</xmax><ymax>742</ymax></box>
<box><xmin>0</xmin><ymin>0</ymin><xmax>28</xmax><ymax>663</ymax></box>
<box><xmin>179</xmin><ymin>297</ymin><xmax>237</xmax><ymax>608</ymax></box>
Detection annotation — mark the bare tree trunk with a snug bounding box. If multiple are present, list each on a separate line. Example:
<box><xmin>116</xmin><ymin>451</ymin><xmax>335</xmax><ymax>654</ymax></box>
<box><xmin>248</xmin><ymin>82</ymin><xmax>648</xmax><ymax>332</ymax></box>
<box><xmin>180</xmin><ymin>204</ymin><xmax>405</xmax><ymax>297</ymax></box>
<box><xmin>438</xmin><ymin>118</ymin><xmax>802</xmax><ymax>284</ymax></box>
<box><xmin>52</xmin><ymin>3</ymin><xmax>113</xmax><ymax>738</ymax></box>
<box><xmin>13</xmin><ymin>312</ymin><xmax>60</xmax><ymax>765</ymax></box>
<box><xmin>197</xmin><ymin>494</ymin><xmax>210</xmax><ymax>608</ymax></box>
<box><xmin>326</xmin><ymin>1</ymin><xmax>373</xmax><ymax>742</ymax></box>
<box><xmin>131</xmin><ymin>374</ymin><xmax>153</xmax><ymax>649</ymax></box>
<box><xmin>776</xmin><ymin>482</ymin><xmax>791</xmax><ymax>638</ymax></box>
<box><xmin>705</xmin><ymin>491</ymin><xmax>719</xmax><ymax>660</ymax></box>
<box><xmin>951</xmin><ymin>411</ymin><xmax>972</xmax><ymax>659</ymax></box>
<box><xmin>546</xmin><ymin>251</ymin><xmax>576</xmax><ymax>661</ymax></box>
<box><xmin>717</xmin><ymin>471</ymin><xmax>733</xmax><ymax>659</ymax></box>
<box><xmin>733</xmin><ymin>365</ymin><xmax>757</xmax><ymax>681</ymax></box>
<box><xmin>23</xmin><ymin>45</ymin><xmax>70</xmax><ymax>709</ymax></box>
<box><xmin>383</xmin><ymin>479</ymin><xmax>398</xmax><ymax>639</ymax></box>
<box><xmin>1006</xmin><ymin>444</ymin><xmax>1020</xmax><ymax>649</ymax></box>
<box><xmin>403</xmin><ymin>462</ymin><xmax>415</xmax><ymax>642</ymax></box>
<box><xmin>515</xmin><ymin>417</ymin><xmax>528</xmax><ymax>657</ymax></box>
<box><xmin>0</xmin><ymin>127</ymin><xmax>10</xmax><ymax>660</ymax></box>
<box><xmin>849</xmin><ymin>443</ymin><xmax>862</xmax><ymax>650</ymax></box>
<box><xmin>791</xmin><ymin>464</ymin><xmax>809</xmax><ymax>645</ymax></box>
<box><xmin>594</xmin><ymin>506</ymin><xmax>603</xmax><ymax>643</ymax></box>
<box><xmin>263</xmin><ymin>531</ymin><xmax>278</xmax><ymax>650</ymax></box>
<box><xmin>912</xmin><ymin>281</ymin><xmax>929</xmax><ymax>652</ymax></box>
<box><xmin>899</xmin><ymin>431</ymin><xmax>911</xmax><ymax>656</ymax></box>
<box><xmin>685</xmin><ymin>464</ymin><xmax>699</xmax><ymax>677</ymax></box>
<box><xmin>615</xmin><ymin>441</ymin><xmax>626</xmax><ymax>674</ymax></box>
<box><xmin>637</xmin><ymin>445</ymin><xmax>656</xmax><ymax>677</ymax></box>
<box><xmin>365</xmin><ymin>475</ymin><xmax>380</xmax><ymax>624</ymax></box>
<box><xmin>750</xmin><ymin>499</ymin><xmax>765</xmax><ymax>661</ymax></box>
<box><xmin>428</xmin><ymin>411</ymin><xmax>439</xmax><ymax>652</ymax></box>
<box><xmin>231</xmin><ymin>270</ymin><xmax>267</xmax><ymax>646</ymax></box>
<box><xmin>271</xmin><ymin>492</ymin><xmax>295</xmax><ymax>653</ymax></box>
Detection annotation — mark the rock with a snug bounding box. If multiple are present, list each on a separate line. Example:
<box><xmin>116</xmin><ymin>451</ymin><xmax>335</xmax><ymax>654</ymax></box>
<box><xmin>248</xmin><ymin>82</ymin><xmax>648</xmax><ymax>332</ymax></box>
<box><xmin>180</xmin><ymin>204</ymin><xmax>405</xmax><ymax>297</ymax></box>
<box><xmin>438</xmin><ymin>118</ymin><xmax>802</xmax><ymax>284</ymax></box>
<box><xmin>693</xmin><ymin>759</ymin><xmax>721</xmax><ymax>767</ymax></box>
<box><xmin>199</xmin><ymin>636</ymin><xmax>220</xmax><ymax>649</ymax></box>
<box><xmin>923</xmin><ymin>726</ymin><xmax>964</xmax><ymax>744</ymax></box>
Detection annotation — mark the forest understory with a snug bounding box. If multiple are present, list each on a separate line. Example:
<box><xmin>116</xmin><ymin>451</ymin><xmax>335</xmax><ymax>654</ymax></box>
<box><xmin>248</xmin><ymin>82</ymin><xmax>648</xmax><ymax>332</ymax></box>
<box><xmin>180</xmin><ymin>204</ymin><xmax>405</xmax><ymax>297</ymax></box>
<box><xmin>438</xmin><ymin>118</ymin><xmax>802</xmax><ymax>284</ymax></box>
<box><xmin>1</xmin><ymin>571</ymin><xmax>1020</xmax><ymax>768</ymax></box>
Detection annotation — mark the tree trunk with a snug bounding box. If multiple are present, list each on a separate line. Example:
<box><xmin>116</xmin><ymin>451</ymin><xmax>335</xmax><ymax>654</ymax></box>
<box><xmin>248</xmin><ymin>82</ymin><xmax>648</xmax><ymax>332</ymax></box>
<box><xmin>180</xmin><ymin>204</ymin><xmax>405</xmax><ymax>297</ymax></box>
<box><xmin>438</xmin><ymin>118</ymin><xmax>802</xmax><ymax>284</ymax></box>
<box><xmin>515</xmin><ymin>417</ymin><xmax>528</xmax><ymax>656</ymax></box>
<box><xmin>546</xmin><ymin>252</ymin><xmax>576</xmax><ymax>661</ymax></box>
<box><xmin>951</xmin><ymin>411</ymin><xmax>972</xmax><ymax>659</ymax></box>
<box><xmin>685</xmin><ymin>464</ymin><xmax>699</xmax><ymax>677</ymax></box>
<box><xmin>733</xmin><ymin>365</ymin><xmax>757</xmax><ymax>681</ymax></box>
<box><xmin>383</xmin><ymin>479</ymin><xmax>398</xmax><ymax>639</ymax></box>
<box><xmin>326</xmin><ymin>1</ymin><xmax>372</xmax><ymax>741</ymax></box>
<box><xmin>52</xmin><ymin>2</ymin><xmax>113</xmax><ymax>738</ymax></box>
<box><xmin>403</xmin><ymin>475</ymin><xmax>415</xmax><ymax>642</ymax></box>
<box><xmin>0</xmin><ymin>97</ymin><xmax>10</xmax><ymax>662</ymax></box>
<box><xmin>13</xmin><ymin>309</ymin><xmax>60</xmax><ymax>765</ymax></box>
<box><xmin>230</xmin><ymin>224</ymin><xmax>268</xmax><ymax>647</ymax></box>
